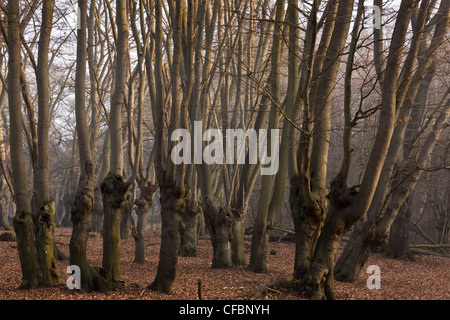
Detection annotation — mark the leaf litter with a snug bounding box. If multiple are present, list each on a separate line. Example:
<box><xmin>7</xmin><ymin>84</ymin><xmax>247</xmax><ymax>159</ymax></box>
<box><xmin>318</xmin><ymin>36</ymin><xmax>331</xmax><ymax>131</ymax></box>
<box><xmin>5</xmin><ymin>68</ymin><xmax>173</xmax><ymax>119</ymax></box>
<box><xmin>0</xmin><ymin>228</ymin><xmax>448</xmax><ymax>300</ymax></box>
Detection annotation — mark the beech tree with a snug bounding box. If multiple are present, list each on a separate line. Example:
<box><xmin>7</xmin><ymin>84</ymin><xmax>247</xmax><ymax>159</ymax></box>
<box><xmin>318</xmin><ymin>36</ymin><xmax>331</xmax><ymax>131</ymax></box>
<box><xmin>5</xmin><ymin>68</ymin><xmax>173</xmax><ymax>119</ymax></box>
<box><xmin>3</xmin><ymin>0</ymin><xmax>448</xmax><ymax>301</ymax></box>
<box><xmin>8</xmin><ymin>0</ymin><xmax>40</xmax><ymax>289</ymax></box>
<box><xmin>246</xmin><ymin>0</ymin><xmax>448</xmax><ymax>300</ymax></box>
<box><xmin>334</xmin><ymin>0</ymin><xmax>449</xmax><ymax>283</ymax></box>
<box><xmin>287</xmin><ymin>0</ymin><xmax>428</xmax><ymax>299</ymax></box>
<box><xmin>129</xmin><ymin>0</ymin><xmax>158</xmax><ymax>264</ymax></box>
<box><xmin>0</xmin><ymin>43</ymin><xmax>11</xmax><ymax>231</ymax></box>
<box><xmin>100</xmin><ymin>0</ymin><xmax>137</xmax><ymax>287</ymax></box>
<box><xmin>248</xmin><ymin>0</ymin><xmax>287</xmax><ymax>273</ymax></box>
<box><xmin>35</xmin><ymin>0</ymin><xmax>60</xmax><ymax>286</ymax></box>
<box><xmin>68</xmin><ymin>0</ymin><xmax>112</xmax><ymax>292</ymax></box>
<box><xmin>6</xmin><ymin>0</ymin><xmax>63</xmax><ymax>288</ymax></box>
<box><xmin>143</xmin><ymin>0</ymin><xmax>192</xmax><ymax>293</ymax></box>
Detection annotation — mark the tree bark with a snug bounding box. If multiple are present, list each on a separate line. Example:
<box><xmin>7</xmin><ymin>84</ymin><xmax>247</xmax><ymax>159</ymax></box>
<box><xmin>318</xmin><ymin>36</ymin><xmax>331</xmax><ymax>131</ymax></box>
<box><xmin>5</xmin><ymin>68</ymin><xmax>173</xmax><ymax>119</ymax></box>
<box><xmin>147</xmin><ymin>0</ymin><xmax>190</xmax><ymax>293</ymax></box>
<box><xmin>120</xmin><ymin>188</ymin><xmax>133</xmax><ymax>239</ymax></box>
<box><xmin>101</xmin><ymin>173</ymin><xmax>128</xmax><ymax>285</ymax></box>
<box><xmin>132</xmin><ymin>199</ymin><xmax>148</xmax><ymax>264</ymax></box>
<box><xmin>8</xmin><ymin>0</ymin><xmax>40</xmax><ymax>289</ymax></box>
<box><xmin>191</xmin><ymin>0</ymin><xmax>233</xmax><ymax>269</ymax></box>
<box><xmin>92</xmin><ymin>129</ymin><xmax>110</xmax><ymax>233</ymax></box>
<box><xmin>35</xmin><ymin>0</ymin><xmax>60</xmax><ymax>286</ymax></box>
<box><xmin>100</xmin><ymin>0</ymin><xmax>132</xmax><ymax>287</ymax></box>
<box><xmin>387</xmin><ymin>198</ymin><xmax>415</xmax><ymax>260</ymax></box>
<box><xmin>230</xmin><ymin>212</ymin><xmax>246</xmax><ymax>266</ymax></box>
<box><xmin>248</xmin><ymin>0</ymin><xmax>285</xmax><ymax>273</ymax></box>
<box><xmin>289</xmin><ymin>0</ymin><xmax>336</xmax><ymax>281</ymax></box>
<box><xmin>132</xmin><ymin>181</ymin><xmax>157</xmax><ymax>263</ymax></box>
<box><xmin>0</xmin><ymin>178</ymin><xmax>10</xmax><ymax>230</ymax></box>
<box><xmin>303</xmin><ymin>0</ymin><xmax>418</xmax><ymax>299</ymax></box>
<box><xmin>147</xmin><ymin>182</ymin><xmax>185</xmax><ymax>292</ymax></box>
<box><xmin>334</xmin><ymin>0</ymin><xmax>449</xmax><ymax>282</ymax></box>
<box><xmin>0</xmin><ymin>88</ymin><xmax>11</xmax><ymax>231</ymax></box>
<box><xmin>203</xmin><ymin>198</ymin><xmax>233</xmax><ymax>268</ymax></box>
<box><xmin>69</xmin><ymin>0</ymin><xmax>111</xmax><ymax>292</ymax></box>
<box><xmin>180</xmin><ymin>195</ymin><xmax>201</xmax><ymax>257</ymax></box>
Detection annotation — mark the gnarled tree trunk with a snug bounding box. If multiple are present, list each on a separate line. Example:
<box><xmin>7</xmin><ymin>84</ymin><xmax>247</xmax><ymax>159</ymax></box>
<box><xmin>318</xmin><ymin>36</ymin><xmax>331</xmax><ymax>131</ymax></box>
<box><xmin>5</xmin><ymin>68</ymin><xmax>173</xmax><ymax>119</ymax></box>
<box><xmin>302</xmin><ymin>0</ymin><xmax>418</xmax><ymax>299</ymax></box>
<box><xmin>69</xmin><ymin>0</ymin><xmax>111</xmax><ymax>292</ymax></box>
<box><xmin>334</xmin><ymin>0</ymin><xmax>449</xmax><ymax>282</ymax></box>
<box><xmin>180</xmin><ymin>190</ymin><xmax>201</xmax><ymax>257</ymax></box>
<box><xmin>100</xmin><ymin>0</ymin><xmax>133</xmax><ymax>288</ymax></box>
<box><xmin>146</xmin><ymin>0</ymin><xmax>192</xmax><ymax>293</ymax></box>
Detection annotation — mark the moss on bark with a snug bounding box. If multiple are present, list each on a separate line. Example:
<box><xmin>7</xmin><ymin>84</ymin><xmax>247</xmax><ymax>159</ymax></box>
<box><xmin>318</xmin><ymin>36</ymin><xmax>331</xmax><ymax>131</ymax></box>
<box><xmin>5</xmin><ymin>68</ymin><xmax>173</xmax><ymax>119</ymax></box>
<box><xmin>101</xmin><ymin>173</ymin><xmax>129</xmax><ymax>286</ymax></box>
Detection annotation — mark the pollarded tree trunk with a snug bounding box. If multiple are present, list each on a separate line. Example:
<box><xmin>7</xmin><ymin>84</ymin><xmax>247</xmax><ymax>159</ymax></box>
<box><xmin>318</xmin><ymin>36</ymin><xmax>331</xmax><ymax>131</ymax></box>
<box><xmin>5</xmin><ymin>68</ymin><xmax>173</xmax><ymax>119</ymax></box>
<box><xmin>334</xmin><ymin>111</ymin><xmax>449</xmax><ymax>279</ymax></box>
<box><xmin>303</xmin><ymin>182</ymin><xmax>362</xmax><ymax>300</ymax></box>
<box><xmin>101</xmin><ymin>173</ymin><xmax>128</xmax><ymax>284</ymax></box>
<box><xmin>289</xmin><ymin>0</ymin><xmax>361</xmax><ymax>298</ymax></box>
<box><xmin>290</xmin><ymin>187</ymin><xmax>327</xmax><ymax>280</ymax></box>
<box><xmin>302</xmin><ymin>0</ymin><xmax>418</xmax><ymax>299</ymax></box>
<box><xmin>334</xmin><ymin>0</ymin><xmax>449</xmax><ymax>282</ymax></box>
<box><xmin>287</xmin><ymin>0</ymin><xmax>339</xmax><ymax>282</ymax></box>
<box><xmin>69</xmin><ymin>0</ymin><xmax>111</xmax><ymax>292</ymax></box>
<box><xmin>35</xmin><ymin>0</ymin><xmax>60</xmax><ymax>286</ymax></box>
<box><xmin>147</xmin><ymin>182</ymin><xmax>185</xmax><ymax>292</ymax></box>
<box><xmin>326</xmin><ymin>0</ymin><xmax>372</xmax><ymax>284</ymax></box>
<box><xmin>331</xmin><ymin>222</ymin><xmax>377</xmax><ymax>283</ymax></box>
<box><xmin>146</xmin><ymin>0</ymin><xmax>191</xmax><ymax>293</ymax></box>
<box><xmin>226</xmin><ymin>0</ymin><xmax>275</xmax><ymax>267</ymax></box>
<box><xmin>375</xmin><ymin>96</ymin><xmax>450</xmax><ymax>259</ymax></box>
<box><xmin>191</xmin><ymin>0</ymin><xmax>233</xmax><ymax>269</ymax></box>
<box><xmin>70</xmin><ymin>164</ymin><xmax>111</xmax><ymax>292</ymax></box>
<box><xmin>287</xmin><ymin>0</ymin><xmax>337</xmax><ymax>281</ymax></box>
<box><xmin>35</xmin><ymin>202</ymin><xmax>59</xmax><ymax>286</ymax></box>
<box><xmin>100</xmin><ymin>0</ymin><xmax>132</xmax><ymax>287</ymax></box>
<box><xmin>8</xmin><ymin>0</ymin><xmax>40</xmax><ymax>289</ymax></box>
<box><xmin>203</xmin><ymin>198</ymin><xmax>233</xmax><ymax>269</ymax></box>
<box><xmin>248</xmin><ymin>0</ymin><xmax>287</xmax><ymax>274</ymax></box>
<box><xmin>180</xmin><ymin>198</ymin><xmax>201</xmax><ymax>257</ymax></box>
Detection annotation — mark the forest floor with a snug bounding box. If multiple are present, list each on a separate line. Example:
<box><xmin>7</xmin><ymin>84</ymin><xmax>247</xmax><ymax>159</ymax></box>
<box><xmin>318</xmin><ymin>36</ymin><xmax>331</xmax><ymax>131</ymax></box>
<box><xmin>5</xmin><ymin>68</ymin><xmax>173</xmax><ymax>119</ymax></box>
<box><xmin>0</xmin><ymin>228</ymin><xmax>448</xmax><ymax>300</ymax></box>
